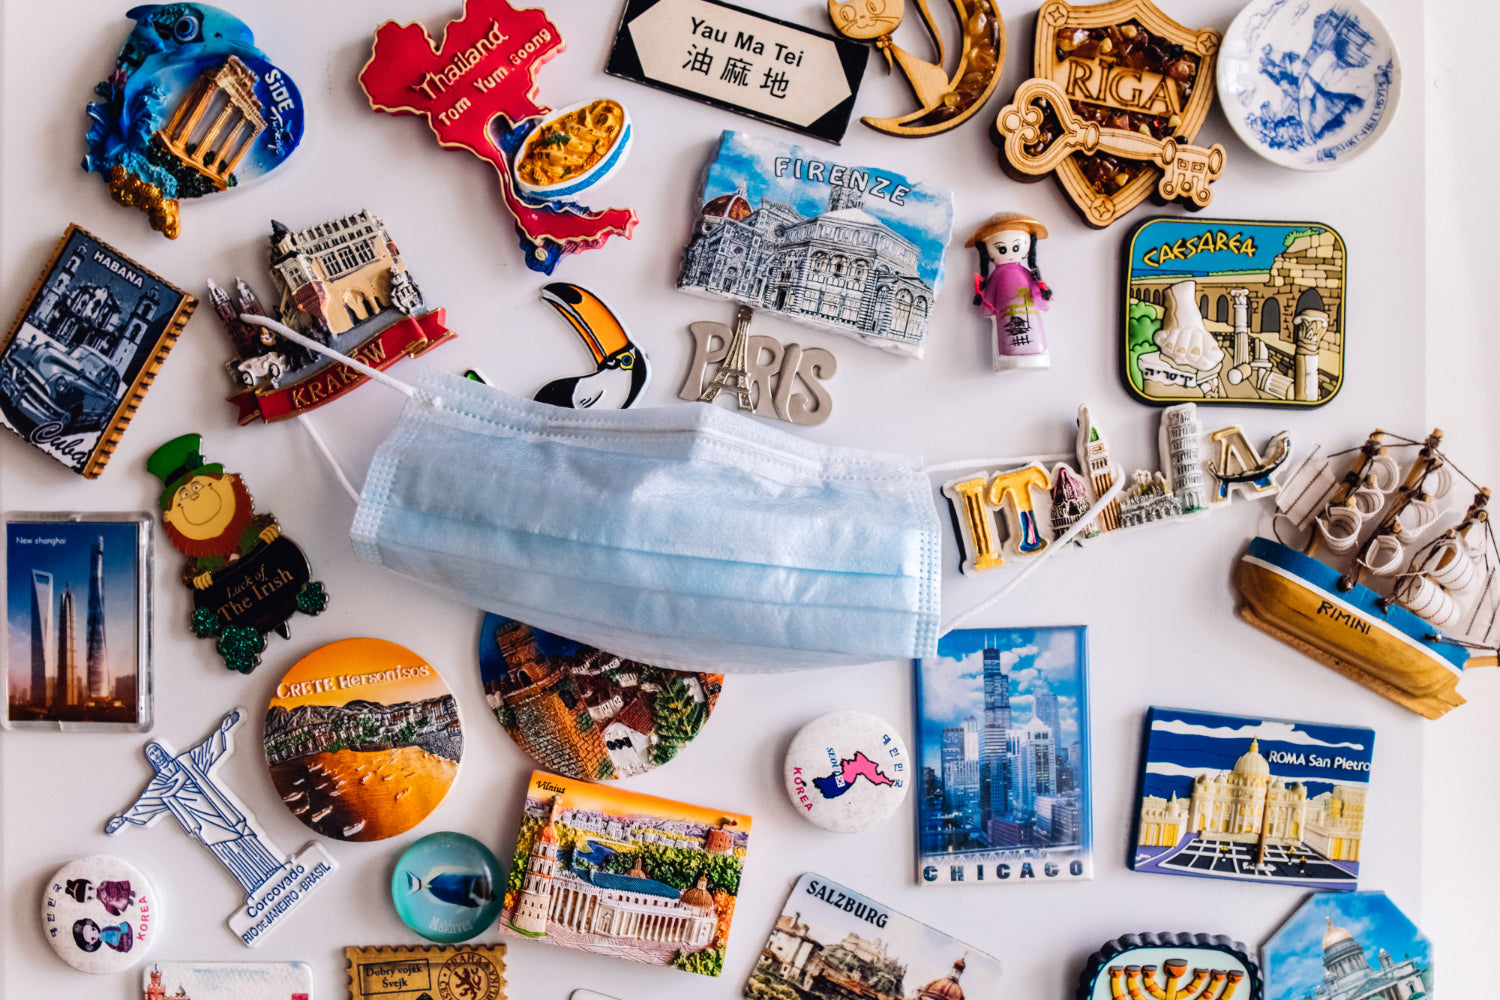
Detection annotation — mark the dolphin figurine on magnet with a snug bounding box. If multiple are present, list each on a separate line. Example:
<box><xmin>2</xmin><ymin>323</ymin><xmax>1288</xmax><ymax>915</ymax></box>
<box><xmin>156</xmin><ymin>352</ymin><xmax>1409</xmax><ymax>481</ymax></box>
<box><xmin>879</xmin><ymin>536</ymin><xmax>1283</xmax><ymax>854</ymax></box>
<box><xmin>534</xmin><ymin>282</ymin><xmax>650</xmax><ymax>409</ymax></box>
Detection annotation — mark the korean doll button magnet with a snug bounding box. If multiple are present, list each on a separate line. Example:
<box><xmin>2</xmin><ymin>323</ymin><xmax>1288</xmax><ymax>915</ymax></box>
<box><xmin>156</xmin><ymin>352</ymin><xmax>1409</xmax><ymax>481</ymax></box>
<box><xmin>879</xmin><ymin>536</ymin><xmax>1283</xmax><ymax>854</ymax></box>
<box><xmin>265</xmin><ymin>639</ymin><xmax>463</xmax><ymax>842</ymax></box>
<box><xmin>42</xmin><ymin>855</ymin><xmax>158</xmax><ymax>973</ymax></box>
<box><xmin>783</xmin><ymin>711</ymin><xmax>908</xmax><ymax>833</ymax></box>
<box><xmin>391</xmin><ymin>831</ymin><xmax>503</xmax><ymax>943</ymax></box>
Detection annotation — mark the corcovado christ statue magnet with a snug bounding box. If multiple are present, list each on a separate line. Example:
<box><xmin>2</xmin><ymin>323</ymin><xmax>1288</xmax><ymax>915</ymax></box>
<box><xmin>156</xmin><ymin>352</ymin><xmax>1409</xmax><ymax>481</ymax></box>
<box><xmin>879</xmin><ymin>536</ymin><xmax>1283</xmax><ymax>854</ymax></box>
<box><xmin>967</xmin><ymin>213</ymin><xmax>1052</xmax><ymax>371</ymax></box>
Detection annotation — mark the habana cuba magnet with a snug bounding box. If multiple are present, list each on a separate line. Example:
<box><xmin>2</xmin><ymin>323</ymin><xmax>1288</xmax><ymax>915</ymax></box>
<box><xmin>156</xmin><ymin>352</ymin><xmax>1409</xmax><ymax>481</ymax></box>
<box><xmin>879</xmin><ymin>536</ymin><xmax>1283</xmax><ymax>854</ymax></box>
<box><xmin>42</xmin><ymin>855</ymin><xmax>159</xmax><ymax>974</ymax></box>
<box><xmin>392</xmin><ymin>831</ymin><xmax>504</xmax><ymax>943</ymax></box>
<box><xmin>783</xmin><ymin>711</ymin><xmax>908</xmax><ymax>833</ymax></box>
<box><xmin>680</xmin><ymin>307</ymin><xmax>836</xmax><ymax>426</ymax></box>
<box><xmin>147</xmin><ymin>434</ymin><xmax>327</xmax><ymax>673</ymax></box>
<box><xmin>535</xmin><ymin>284</ymin><xmax>649</xmax><ymax>409</ymax></box>
<box><xmin>84</xmin><ymin>5</ymin><xmax>306</xmax><ymax>238</ymax></box>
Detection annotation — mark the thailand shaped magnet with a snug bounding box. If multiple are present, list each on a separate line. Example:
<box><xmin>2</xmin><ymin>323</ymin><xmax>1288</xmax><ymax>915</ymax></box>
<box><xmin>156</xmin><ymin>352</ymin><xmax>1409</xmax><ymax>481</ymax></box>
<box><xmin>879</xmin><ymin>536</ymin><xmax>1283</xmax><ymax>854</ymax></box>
<box><xmin>360</xmin><ymin>0</ymin><xmax>637</xmax><ymax>274</ymax></box>
<box><xmin>147</xmin><ymin>434</ymin><xmax>327</xmax><ymax>672</ymax></box>
<box><xmin>1076</xmin><ymin>933</ymin><xmax>1261</xmax><ymax>1000</ymax></box>
<box><xmin>83</xmin><ymin>5</ymin><xmax>305</xmax><ymax>238</ymax></box>
<box><xmin>966</xmin><ymin>213</ymin><xmax>1053</xmax><ymax>371</ymax></box>
<box><xmin>535</xmin><ymin>283</ymin><xmax>649</xmax><ymax>408</ymax></box>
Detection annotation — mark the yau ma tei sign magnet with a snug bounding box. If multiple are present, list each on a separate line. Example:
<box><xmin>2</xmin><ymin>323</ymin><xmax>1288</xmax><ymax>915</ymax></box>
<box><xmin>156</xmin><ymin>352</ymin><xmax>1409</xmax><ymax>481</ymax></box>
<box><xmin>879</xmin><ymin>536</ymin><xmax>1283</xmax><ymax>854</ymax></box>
<box><xmin>745</xmin><ymin>873</ymin><xmax>1002</xmax><ymax>999</ymax></box>
<box><xmin>916</xmin><ymin>627</ymin><xmax>1092</xmax><ymax>884</ymax></box>
<box><xmin>143</xmin><ymin>962</ymin><xmax>314</xmax><ymax>1000</ymax></box>
<box><xmin>0</xmin><ymin>226</ymin><xmax>195</xmax><ymax>478</ymax></box>
<box><xmin>1130</xmin><ymin>707</ymin><xmax>1374</xmax><ymax>891</ymax></box>
<box><xmin>84</xmin><ymin>5</ymin><xmax>305</xmax><ymax>238</ymax></box>
<box><xmin>1076</xmin><ymin>933</ymin><xmax>1261</xmax><ymax>1000</ymax></box>
<box><xmin>1124</xmin><ymin>218</ymin><xmax>1346</xmax><ymax>407</ymax></box>
<box><xmin>1262</xmin><ymin>892</ymin><xmax>1430</xmax><ymax>1000</ymax></box>
<box><xmin>4</xmin><ymin>513</ymin><xmax>152</xmax><ymax>731</ymax></box>
<box><xmin>607</xmin><ymin>0</ymin><xmax>867</xmax><ymax>143</ymax></box>
<box><xmin>678</xmin><ymin>131</ymin><xmax>954</xmax><ymax>359</ymax></box>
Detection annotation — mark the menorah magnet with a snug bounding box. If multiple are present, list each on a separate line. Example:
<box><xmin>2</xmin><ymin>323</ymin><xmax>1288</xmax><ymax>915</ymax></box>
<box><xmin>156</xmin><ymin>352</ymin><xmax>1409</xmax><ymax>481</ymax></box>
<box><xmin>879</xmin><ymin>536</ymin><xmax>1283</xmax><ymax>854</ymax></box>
<box><xmin>1076</xmin><ymin>933</ymin><xmax>1263</xmax><ymax>1000</ymax></box>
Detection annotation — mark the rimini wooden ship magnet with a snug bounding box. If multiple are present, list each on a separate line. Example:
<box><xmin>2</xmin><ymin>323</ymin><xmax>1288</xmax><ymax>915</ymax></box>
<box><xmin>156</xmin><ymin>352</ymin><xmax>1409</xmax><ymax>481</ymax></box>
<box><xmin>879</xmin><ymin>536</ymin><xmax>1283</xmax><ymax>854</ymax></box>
<box><xmin>1235</xmin><ymin>429</ymin><xmax>1500</xmax><ymax>718</ymax></box>
<box><xmin>966</xmin><ymin>213</ymin><xmax>1053</xmax><ymax>371</ymax></box>
<box><xmin>0</xmin><ymin>226</ymin><xmax>195</xmax><ymax>477</ymax></box>
<box><xmin>535</xmin><ymin>283</ymin><xmax>649</xmax><ymax>409</ymax></box>
<box><xmin>1130</xmin><ymin>708</ymin><xmax>1374</xmax><ymax>891</ymax></box>
<box><xmin>993</xmin><ymin>0</ymin><xmax>1224</xmax><ymax>227</ymax></box>
<box><xmin>1124</xmin><ymin>218</ymin><xmax>1346</xmax><ymax>407</ymax></box>
<box><xmin>147</xmin><ymin>434</ymin><xmax>327</xmax><ymax>673</ymax></box>
<box><xmin>826</xmin><ymin>0</ymin><xmax>1005</xmax><ymax>137</ymax></box>
<box><xmin>209</xmin><ymin>211</ymin><xmax>455</xmax><ymax>425</ymax></box>
<box><xmin>345</xmin><ymin>945</ymin><xmax>506</xmax><ymax>1000</ymax></box>
<box><xmin>360</xmin><ymin>0</ymin><xmax>637</xmax><ymax>274</ymax></box>
<box><xmin>499</xmin><ymin>770</ymin><xmax>751</xmax><ymax>977</ymax></box>
<box><xmin>1076</xmin><ymin>933</ymin><xmax>1261</xmax><ymax>1000</ymax></box>
<box><xmin>679</xmin><ymin>131</ymin><xmax>954</xmax><ymax>359</ymax></box>
<box><xmin>680</xmin><ymin>307</ymin><xmax>836</xmax><ymax>426</ymax></box>
<box><xmin>83</xmin><ymin>5</ymin><xmax>305</xmax><ymax>238</ymax></box>
<box><xmin>1262</xmin><ymin>892</ymin><xmax>1430</xmax><ymax>1000</ymax></box>
<box><xmin>142</xmin><ymin>962</ymin><xmax>314</xmax><ymax>1000</ymax></box>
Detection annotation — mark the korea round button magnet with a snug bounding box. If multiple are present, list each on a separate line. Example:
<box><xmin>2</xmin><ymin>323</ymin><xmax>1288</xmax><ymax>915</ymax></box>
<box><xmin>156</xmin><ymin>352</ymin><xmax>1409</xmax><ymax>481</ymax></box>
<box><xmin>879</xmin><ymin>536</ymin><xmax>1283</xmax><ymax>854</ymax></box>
<box><xmin>391</xmin><ymin>831</ymin><xmax>503</xmax><ymax>943</ymax></box>
<box><xmin>41</xmin><ymin>855</ymin><xmax>158</xmax><ymax>973</ymax></box>
<box><xmin>264</xmin><ymin>638</ymin><xmax>462</xmax><ymax>842</ymax></box>
<box><xmin>783</xmin><ymin>711</ymin><xmax>909</xmax><ymax>833</ymax></box>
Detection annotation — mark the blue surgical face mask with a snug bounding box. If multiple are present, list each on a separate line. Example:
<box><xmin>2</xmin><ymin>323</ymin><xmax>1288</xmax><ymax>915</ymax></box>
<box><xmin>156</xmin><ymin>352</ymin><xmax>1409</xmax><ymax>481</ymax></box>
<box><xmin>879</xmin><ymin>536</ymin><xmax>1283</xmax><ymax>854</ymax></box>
<box><xmin>349</xmin><ymin>365</ymin><xmax>942</xmax><ymax>673</ymax></box>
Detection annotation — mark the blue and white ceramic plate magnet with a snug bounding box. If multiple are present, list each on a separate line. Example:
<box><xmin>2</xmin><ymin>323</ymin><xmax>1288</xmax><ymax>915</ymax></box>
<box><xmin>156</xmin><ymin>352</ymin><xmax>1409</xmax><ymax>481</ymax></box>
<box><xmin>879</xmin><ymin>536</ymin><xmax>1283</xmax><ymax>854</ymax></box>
<box><xmin>1217</xmin><ymin>0</ymin><xmax>1400</xmax><ymax>171</ymax></box>
<box><xmin>391</xmin><ymin>832</ymin><xmax>503</xmax><ymax>943</ymax></box>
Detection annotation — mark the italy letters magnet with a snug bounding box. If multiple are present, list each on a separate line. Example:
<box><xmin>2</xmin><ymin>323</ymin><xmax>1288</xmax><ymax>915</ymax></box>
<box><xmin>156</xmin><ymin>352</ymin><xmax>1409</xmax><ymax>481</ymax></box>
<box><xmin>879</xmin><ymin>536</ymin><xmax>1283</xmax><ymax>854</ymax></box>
<box><xmin>392</xmin><ymin>831</ymin><xmax>504</xmax><ymax>943</ymax></box>
<box><xmin>783</xmin><ymin>711</ymin><xmax>908</xmax><ymax>833</ymax></box>
<box><xmin>1263</xmin><ymin>892</ymin><xmax>1431</xmax><ymax>1000</ymax></box>
<box><xmin>345</xmin><ymin>944</ymin><xmax>507</xmax><ymax>1000</ymax></box>
<box><xmin>83</xmin><ymin>5</ymin><xmax>306</xmax><ymax>238</ymax></box>
<box><xmin>1076</xmin><ymin>933</ymin><xmax>1261</xmax><ymax>1000</ymax></box>
<box><xmin>147</xmin><ymin>433</ymin><xmax>327</xmax><ymax>673</ymax></box>
<box><xmin>42</xmin><ymin>855</ymin><xmax>158</xmax><ymax>974</ymax></box>
<box><xmin>265</xmin><ymin>638</ymin><xmax>463</xmax><ymax>842</ymax></box>
<box><xmin>143</xmin><ymin>962</ymin><xmax>314</xmax><ymax>999</ymax></box>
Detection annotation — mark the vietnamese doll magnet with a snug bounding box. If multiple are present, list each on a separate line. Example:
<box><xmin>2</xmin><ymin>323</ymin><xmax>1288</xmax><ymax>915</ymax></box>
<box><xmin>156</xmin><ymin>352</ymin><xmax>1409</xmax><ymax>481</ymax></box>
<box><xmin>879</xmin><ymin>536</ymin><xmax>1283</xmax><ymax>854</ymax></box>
<box><xmin>105</xmin><ymin>708</ymin><xmax>338</xmax><ymax>946</ymax></box>
<box><xmin>1262</xmin><ymin>892</ymin><xmax>1431</xmax><ymax>1000</ymax></box>
<box><xmin>783</xmin><ymin>711</ymin><xmax>908</xmax><ymax>833</ymax></box>
<box><xmin>147</xmin><ymin>433</ymin><xmax>327</xmax><ymax>673</ymax></box>
<box><xmin>680</xmin><ymin>307</ymin><xmax>836</xmax><ymax>426</ymax></box>
<box><xmin>209</xmin><ymin>211</ymin><xmax>456</xmax><ymax>424</ymax></box>
<box><xmin>1131</xmin><ymin>707</ymin><xmax>1374</xmax><ymax>890</ymax></box>
<box><xmin>967</xmin><ymin>213</ymin><xmax>1052</xmax><ymax>371</ymax></box>
<box><xmin>392</xmin><ymin>831</ymin><xmax>503</xmax><ymax>943</ymax></box>
<box><xmin>4</xmin><ymin>512</ymin><xmax>152</xmax><ymax>731</ymax></box>
<box><xmin>678</xmin><ymin>131</ymin><xmax>954</xmax><ymax>359</ymax></box>
<box><xmin>500</xmin><ymin>770</ymin><xmax>751</xmax><ymax>976</ymax></box>
<box><xmin>42</xmin><ymin>855</ymin><xmax>158</xmax><ymax>974</ymax></box>
<box><xmin>916</xmin><ymin>627</ymin><xmax>1092</xmax><ymax>884</ymax></box>
<box><xmin>345</xmin><ymin>945</ymin><xmax>507</xmax><ymax>1000</ymax></box>
<box><xmin>479</xmin><ymin>614</ymin><xmax>722</xmax><ymax>780</ymax></box>
<box><xmin>360</xmin><ymin>0</ymin><xmax>637</xmax><ymax>274</ymax></box>
<box><xmin>1124</xmin><ymin>218</ymin><xmax>1346</xmax><ymax>406</ymax></box>
<box><xmin>83</xmin><ymin>5</ymin><xmax>305</xmax><ymax>238</ymax></box>
<box><xmin>265</xmin><ymin>638</ymin><xmax>463</xmax><ymax>842</ymax></box>
<box><xmin>143</xmin><ymin>962</ymin><xmax>314</xmax><ymax>1000</ymax></box>
<box><xmin>1076</xmin><ymin>933</ymin><xmax>1261</xmax><ymax>1000</ymax></box>
<box><xmin>746</xmin><ymin>873</ymin><xmax>1002</xmax><ymax>999</ymax></box>
<box><xmin>0</xmin><ymin>226</ymin><xmax>196</xmax><ymax>478</ymax></box>
<box><xmin>534</xmin><ymin>284</ymin><xmax>649</xmax><ymax>409</ymax></box>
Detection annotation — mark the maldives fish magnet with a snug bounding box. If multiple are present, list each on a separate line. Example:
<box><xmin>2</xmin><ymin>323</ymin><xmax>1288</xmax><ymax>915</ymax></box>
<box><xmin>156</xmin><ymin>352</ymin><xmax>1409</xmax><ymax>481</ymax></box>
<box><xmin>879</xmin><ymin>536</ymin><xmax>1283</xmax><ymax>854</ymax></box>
<box><xmin>84</xmin><ymin>5</ymin><xmax>306</xmax><ymax>238</ymax></box>
<box><xmin>534</xmin><ymin>284</ymin><xmax>650</xmax><ymax>409</ymax></box>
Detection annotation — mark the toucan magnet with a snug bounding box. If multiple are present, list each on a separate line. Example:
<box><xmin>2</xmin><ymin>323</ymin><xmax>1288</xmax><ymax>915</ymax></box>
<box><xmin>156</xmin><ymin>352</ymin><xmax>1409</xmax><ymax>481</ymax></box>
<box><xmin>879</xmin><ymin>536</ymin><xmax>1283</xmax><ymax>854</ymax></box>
<box><xmin>534</xmin><ymin>283</ymin><xmax>649</xmax><ymax>409</ymax></box>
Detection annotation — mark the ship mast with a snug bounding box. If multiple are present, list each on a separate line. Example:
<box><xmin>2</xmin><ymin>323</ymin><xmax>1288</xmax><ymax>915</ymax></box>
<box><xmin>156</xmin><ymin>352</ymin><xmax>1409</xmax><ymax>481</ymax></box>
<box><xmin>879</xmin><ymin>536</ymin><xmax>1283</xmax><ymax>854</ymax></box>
<box><xmin>1305</xmin><ymin>431</ymin><xmax>1386</xmax><ymax>559</ymax></box>
<box><xmin>1338</xmin><ymin>430</ymin><xmax>1443</xmax><ymax>592</ymax></box>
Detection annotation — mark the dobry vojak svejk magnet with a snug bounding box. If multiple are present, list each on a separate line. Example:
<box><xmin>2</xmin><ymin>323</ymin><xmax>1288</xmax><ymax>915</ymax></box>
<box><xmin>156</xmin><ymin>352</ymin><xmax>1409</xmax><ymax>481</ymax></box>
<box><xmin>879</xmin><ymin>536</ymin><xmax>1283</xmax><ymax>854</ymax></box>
<box><xmin>83</xmin><ymin>5</ymin><xmax>306</xmax><ymax>238</ymax></box>
<box><xmin>143</xmin><ymin>961</ymin><xmax>314</xmax><ymax>999</ymax></box>
<box><xmin>360</xmin><ymin>0</ymin><xmax>637</xmax><ymax>275</ymax></box>
<box><xmin>1262</xmin><ymin>892</ymin><xmax>1430</xmax><ymax>1000</ymax></box>
<box><xmin>783</xmin><ymin>711</ymin><xmax>908</xmax><ymax>833</ymax></box>
<box><xmin>147</xmin><ymin>433</ymin><xmax>327</xmax><ymax>673</ymax></box>
<box><xmin>4</xmin><ymin>512</ymin><xmax>153</xmax><ymax>732</ymax></box>
<box><xmin>1076</xmin><ymin>932</ymin><xmax>1261</xmax><ymax>1000</ymax></box>
<box><xmin>392</xmin><ymin>831</ymin><xmax>504</xmax><ymax>943</ymax></box>
<box><xmin>607</xmin><ymin>0</ymin><xmax>868</xmax><ymax>143</ymax></box>
<box><xmin>680</xmin><ymin>307</ymin><xmax>835</xmax><ymax>426</ymax></box>
<box><xmin>345</xmin><ymin>944</ymin><xmax>507</xmax><ymax>1000</ymax></box>
<box><xmin>0</xmin><ymin>225</ymin><xmax>196</xmax><ymax>478</ymax></box>
<box><xmin>1123</xmin><ymin>218</ymin><xmax>1346</xmax><ymax>407</ymax></box>
<box><xmin>42</xmin><ymin>855</ymin><xmax>159</xmax><ymax>974</ymax></box>
<box><xmin>209</xmin><ymin>211</ymin><xmax>456</xmax><ymax>425</ymax></box>
<box><xmin>535</xmin><ymin>284</ymin><xmax>650</xmax><ymax>409</ymax></box>
<box><xmin>105</xmin><ymin>708</ymin><xmax>338</xmax><ymax>947</ymax></box>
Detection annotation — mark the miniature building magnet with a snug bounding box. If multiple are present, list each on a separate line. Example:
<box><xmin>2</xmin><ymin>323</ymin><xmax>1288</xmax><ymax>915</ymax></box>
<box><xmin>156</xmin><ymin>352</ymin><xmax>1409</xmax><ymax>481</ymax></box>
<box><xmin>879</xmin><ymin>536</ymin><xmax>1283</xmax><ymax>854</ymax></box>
<box><xmin>678</xmin><ymin>131</ymin><xmax>954</xmax><ymax>359</ymax></box>
<box><xmin>265</xmin><ymin>638</ymin><xmax>463</xmax><ymax>842</ymax></box>
<box><xmin>105</xmin><ymin>709</ymin><xmax>338</xmax><ymax>946</ymax></box>
<box><xmin>42</xmin><ymin>855</ymin><xmax>158</xmax><ymax>974</ymax></box>
<box><xmin>479</xmin><ymin>614</ymin><xmax>722</xmax><ymax>781</ymax></box>
<box><xmin>499</xmin><ymin>770</ymin><xmax>751</xmax><ymax>977</ymax></box>
<box><xmin>147</xmin><ymin>434</ymin><xmax>327</xmax><ymax>673</ymax></box>
<box><xmin>84</xmin><ymin>5</ymin><xmax>305</xmax><ymax>238</ymax></box>
<box><xmin>1262</xmin><ymin>892</ymin><xmax>1431</xmax><ymax>1000</ymax></box>
<box><xmin>1130</xmin><ymin>707</ymin><xmax>1374</xmax><ymax>891</ymax></box>
<box><xmin>4</xmin><ymin>513</ymin><xmax>152</xmax><ymax>731</ymax></box>
<box><xmin>966</xmin><ymin>213</ymin><xmax>1053</xmax><ymax>371</ymax></box>
<box><xmin>345</xmin><ymin>945</ymin><xmax>506</xmax><ymax>1000</ymax></box>
<box><xmin>392</xmin><ymin>832</ymin><xmax>504</xmax><ymax>943</ymax></box>
<box><xmin>1123</xmin><ymin>218</ymin><xmax>1346</xmax><ymax>406</ymax></box>
<box><xmin>142</xmin><ymin>962</ymin><xmax>314</xmax><ymax>999</ymax></box>
<box><xmin>0</xmin><ymin>226</ymin><xmax>196</xmax><ymax>477</ymax></box>
<box><xmin>1219</xmin><ymin>0</ymin><xmax>1401</xmax><ymax>171</ymax></box>
<box><xmin>679</xmin><ymin>307</ymin><xmax>836</xmax><ymax>426</ymax></box>
<box><xmin>783</xmin><ymin>711</ymin><xmax>908</xmax><ymax>833</ymax></box>
<box><xmin>535</xmin><ymin>284</ymin><xmax>649</xmax><ymax>409</ymax></box>
<box><xmin>1075</xmin><ymin>933</ymin><xmax>1261</xmax><ymax>1000</ymax></box>
<box><xmin>746</xmin><ymin>873</ymin><xmax>1003</xmax><ymax>999</ymax></box>
<box><xmin>607</xmin><ymin>0</ymin><xmax>868</xmax><ymax>143</ymax></box>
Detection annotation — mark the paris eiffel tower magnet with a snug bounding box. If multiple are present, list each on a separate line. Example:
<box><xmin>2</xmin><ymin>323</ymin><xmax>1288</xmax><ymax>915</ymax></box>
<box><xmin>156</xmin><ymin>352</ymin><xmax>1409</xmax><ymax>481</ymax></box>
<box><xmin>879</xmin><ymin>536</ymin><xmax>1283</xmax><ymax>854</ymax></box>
<box><xmin>679</xmin><ymin>307</ymin><xmax>836</xmax><ymax>427</ymax></box>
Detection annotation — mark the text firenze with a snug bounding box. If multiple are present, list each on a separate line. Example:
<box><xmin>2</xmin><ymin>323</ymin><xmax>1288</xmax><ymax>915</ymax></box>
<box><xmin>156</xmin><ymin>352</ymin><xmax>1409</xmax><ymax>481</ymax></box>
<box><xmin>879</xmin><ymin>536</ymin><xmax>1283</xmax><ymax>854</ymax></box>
<box><xmin>1265</xmin><ymin>750</ymin><xmax>1371</xmax><ymax>772</ymax></box>
<box><xmin>924</xmin><ymin>859</ymin><xmax>1087</xmax><ymax>882</ymax></box>
<box><xmin>804</xmin><ymin>878</ymin><xmax>888</xmax><ymax>928</ymax></box>
<box><xmin>773</xmin><ymin>158</ymin><xmax>911</xmax><ymax>205</ymax></box>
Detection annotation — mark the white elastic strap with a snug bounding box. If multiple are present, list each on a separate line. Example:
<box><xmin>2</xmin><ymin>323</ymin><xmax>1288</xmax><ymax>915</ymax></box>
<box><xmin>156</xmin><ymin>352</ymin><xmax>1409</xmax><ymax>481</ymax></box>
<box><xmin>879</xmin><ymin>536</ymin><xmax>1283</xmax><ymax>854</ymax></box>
<box><xmin>296</xmin><ymin>414</ymin><xmax>362</xmax><ymax>505</ymax></box>
<box><xmin>923</xmin><ymin>452</ymin><xmax>1072</xmax><ymax>476</ymax></box>
<box><xmin>940</xmin><ymin>463</ymin><xmax>1128</xmax><ymax>634</ymax></box>
<box><xmin>239</xmin><ymin>314</ymin><xmax>439</xmax><ymax>407</ymax></box>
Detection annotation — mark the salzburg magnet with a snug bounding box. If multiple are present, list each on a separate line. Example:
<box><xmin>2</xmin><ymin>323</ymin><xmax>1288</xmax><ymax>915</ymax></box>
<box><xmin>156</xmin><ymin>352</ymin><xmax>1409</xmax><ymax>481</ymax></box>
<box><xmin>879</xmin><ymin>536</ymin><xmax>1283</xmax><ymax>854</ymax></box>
<box><xmin>534</xmin><ymin>283</ymin><xmax>649</xmax><ymax>409</ymax></box>
<box><xmin>147</xmin><ymin>434</ymin><xmax>327</xmax><ymax>673</ymax></box>
<box><xmin>42</xmin><ymin>855</ymin><xmax>159</xmax><ymax>974</ymax></box>
<box><xmin>392</xmin><ymin>831</ymin><xmax>504</xmax><ymax>943</ymax></box>
<box><xmin>83</xmin><ymin>5</ymin><xmax>305</xmax><ymax>238</ymax></box>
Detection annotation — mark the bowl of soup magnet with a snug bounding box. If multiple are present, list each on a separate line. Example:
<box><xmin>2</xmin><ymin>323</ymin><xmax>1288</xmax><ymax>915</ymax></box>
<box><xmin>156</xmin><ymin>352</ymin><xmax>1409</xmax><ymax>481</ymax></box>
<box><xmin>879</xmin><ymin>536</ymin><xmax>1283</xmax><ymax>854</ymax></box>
<box><xmin>513</xmin><ymin>99</ymin><xmax>633</xmax><ymax>201</ymax></box>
